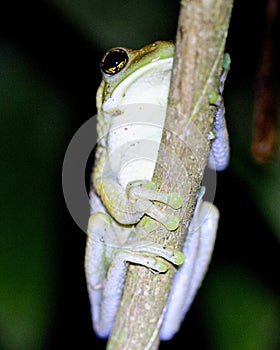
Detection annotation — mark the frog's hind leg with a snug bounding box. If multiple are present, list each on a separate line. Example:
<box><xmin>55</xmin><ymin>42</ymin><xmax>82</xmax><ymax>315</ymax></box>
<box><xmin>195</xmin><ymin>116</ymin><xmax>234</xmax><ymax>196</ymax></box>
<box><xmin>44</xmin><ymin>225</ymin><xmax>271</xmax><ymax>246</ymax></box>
<box><xmin>160</xmin><ymin>196</ymin><xmax>219</xmax><ymax>340</ymax></box>
<box><xmin>85</xmin><ymin>211</ymin><xmax>184</xmax><ymax>339</ymax></box>
<box><xmin>208</xmin><ymin>54</ymin><xmax>230</xmax><ymax>171</ymax></box>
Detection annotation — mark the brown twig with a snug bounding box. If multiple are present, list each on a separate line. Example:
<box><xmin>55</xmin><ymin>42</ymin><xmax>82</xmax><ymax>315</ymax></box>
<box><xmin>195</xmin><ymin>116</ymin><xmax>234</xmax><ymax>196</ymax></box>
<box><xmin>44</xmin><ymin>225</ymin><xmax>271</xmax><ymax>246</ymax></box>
<box><xmin>106</xmin><ymin>1</ymin><xmax>233</xmax><ymax>349</ymax></box>
<box><xmin>252</xmin><ymin>0</ymin><xmax>279</xmax><ymax>163</ymax></box>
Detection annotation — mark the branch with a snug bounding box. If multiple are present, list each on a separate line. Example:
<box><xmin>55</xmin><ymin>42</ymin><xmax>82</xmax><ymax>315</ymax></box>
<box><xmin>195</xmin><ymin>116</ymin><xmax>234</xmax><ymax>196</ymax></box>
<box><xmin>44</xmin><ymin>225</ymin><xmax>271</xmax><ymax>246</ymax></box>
<box><xmin>106</xmin><ymin>1</ymin><xmax>233</xmax><ymax>349</ymax></box>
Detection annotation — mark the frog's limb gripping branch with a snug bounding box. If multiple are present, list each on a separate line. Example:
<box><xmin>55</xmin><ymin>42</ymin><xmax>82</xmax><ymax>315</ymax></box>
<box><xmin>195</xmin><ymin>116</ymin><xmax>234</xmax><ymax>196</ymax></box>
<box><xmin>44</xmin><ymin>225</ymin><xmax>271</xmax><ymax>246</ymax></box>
<box><xmin>95</xmin><ymin>175</ymin><xmax>182</xmax><ymax>230</ymax></box>
<box><xmin>86</xmin><ymin>212</ymin><xmax>184</xmax><ymax>338</ymax></box>
<box><xmin>107</xmin><ymin>1</ymin><xmax>234</xmax><ymax>349</ymax></box>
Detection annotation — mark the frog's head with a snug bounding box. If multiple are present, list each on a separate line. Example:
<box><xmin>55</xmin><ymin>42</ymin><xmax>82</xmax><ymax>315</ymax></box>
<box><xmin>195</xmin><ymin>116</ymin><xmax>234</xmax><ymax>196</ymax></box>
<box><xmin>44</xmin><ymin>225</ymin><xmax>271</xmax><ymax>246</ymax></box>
<box><xmin>97</xmin><ymin>41</ymin><xmax>174</xmax><ymax>111</ymax></box>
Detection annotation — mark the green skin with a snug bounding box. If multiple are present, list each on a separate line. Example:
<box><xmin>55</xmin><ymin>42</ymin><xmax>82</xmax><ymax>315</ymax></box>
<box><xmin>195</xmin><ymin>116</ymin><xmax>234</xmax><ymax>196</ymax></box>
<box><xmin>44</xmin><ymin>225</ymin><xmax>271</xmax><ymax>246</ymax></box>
<box><xmin>85</xmin><ymin>41</ymin><xmax>230</xmax><ymax>340</ymax></box>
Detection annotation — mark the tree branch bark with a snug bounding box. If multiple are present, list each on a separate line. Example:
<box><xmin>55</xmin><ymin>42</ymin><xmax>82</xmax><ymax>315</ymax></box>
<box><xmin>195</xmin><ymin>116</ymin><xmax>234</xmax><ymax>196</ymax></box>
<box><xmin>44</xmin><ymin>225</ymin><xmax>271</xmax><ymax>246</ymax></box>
<box><xmin>107</xmin><ymin>1</ymin><xmax>233</xmax><ymax>349</ymax></box>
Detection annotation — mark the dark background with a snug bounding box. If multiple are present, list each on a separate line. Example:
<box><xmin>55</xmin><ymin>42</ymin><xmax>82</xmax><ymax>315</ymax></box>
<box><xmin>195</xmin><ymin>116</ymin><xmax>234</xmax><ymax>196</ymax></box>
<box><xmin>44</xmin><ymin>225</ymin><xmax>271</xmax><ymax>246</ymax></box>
<box><xmin>1</xmin><ymin>1</ymin><xmax>280</xmax><ymax>349</ymax></box>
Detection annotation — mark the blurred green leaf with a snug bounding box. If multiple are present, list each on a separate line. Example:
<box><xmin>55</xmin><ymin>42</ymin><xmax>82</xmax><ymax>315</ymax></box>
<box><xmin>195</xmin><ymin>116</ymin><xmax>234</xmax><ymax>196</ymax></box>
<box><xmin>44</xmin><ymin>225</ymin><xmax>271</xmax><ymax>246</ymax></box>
<box><xmin>201</xmin><ymin>266</ymin><xmax>280</xmax><ymax>350</ymax></box>
<box><xmin>0</xmin><ymin>46</ymin><xmax>68</xmax><ymax>350</ymax></box>
<box><xmin>48</xmin><ymin>0</ymin><xmax>179</xmax><ymax>50</ymax></box>
<box><xmin>227</xmin><ymin>87</ymin><xmax>280</xmax><ymax>243</ymax></box>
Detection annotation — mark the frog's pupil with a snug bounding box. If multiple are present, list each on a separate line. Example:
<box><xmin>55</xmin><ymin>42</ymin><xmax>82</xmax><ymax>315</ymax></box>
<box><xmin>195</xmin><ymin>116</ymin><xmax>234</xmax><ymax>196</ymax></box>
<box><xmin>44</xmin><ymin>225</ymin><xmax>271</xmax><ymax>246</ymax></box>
<box><xmin>100</xmin><ymin>49</ymin><xmax>128</xmax><ymax>75</ymax></box>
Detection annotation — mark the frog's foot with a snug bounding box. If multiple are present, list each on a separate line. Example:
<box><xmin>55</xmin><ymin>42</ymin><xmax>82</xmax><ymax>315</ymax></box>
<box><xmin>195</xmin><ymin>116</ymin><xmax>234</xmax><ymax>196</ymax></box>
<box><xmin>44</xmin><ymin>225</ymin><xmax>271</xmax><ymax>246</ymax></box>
<box><xmin>126</xmin><ymin>180</ymin><xmax>183</xmax><ymax>231</ymax></box>
<box><xmin>126</xmin><ymin>241</ymin><xmax>185</xmax><ymax>271</ymax></box>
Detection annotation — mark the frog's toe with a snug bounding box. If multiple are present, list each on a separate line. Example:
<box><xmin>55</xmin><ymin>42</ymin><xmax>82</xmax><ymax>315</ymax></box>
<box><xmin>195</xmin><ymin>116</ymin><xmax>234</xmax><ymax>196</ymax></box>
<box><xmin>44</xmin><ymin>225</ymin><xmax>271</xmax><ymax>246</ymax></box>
<box><xmin>170</xmin><ymin>251</ymin><xmax>184</xmax><ymax>266</ymax></box>
<box><xmin>152</xmin><ymin>259</ymin><xmax>168</xmax><ymax>273</ymax></box>
<box><xmin>168</xmin><ymin>192</ymin><xmax>183</xmax><ymax>209</ymax></box>
<box><xmin>164</xmin><ymin>215</ymin><xmax>180</xmax><ymax>231</ymax></box>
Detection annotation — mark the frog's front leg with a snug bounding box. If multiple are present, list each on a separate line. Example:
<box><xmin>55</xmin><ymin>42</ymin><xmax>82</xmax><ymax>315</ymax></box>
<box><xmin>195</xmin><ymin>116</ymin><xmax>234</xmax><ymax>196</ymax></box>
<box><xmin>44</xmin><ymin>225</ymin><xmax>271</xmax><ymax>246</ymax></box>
<box><xmin>85</xmin><ymin>212</ymin><xmax>184</xmax><ymax>338</ymax></box>
<box><xmin>95</xmin><ymin>174</ymin><xmax>182</xmax><ymax>231</ymax></box>
<box><xmin>160</xmin><ymin>188</ymin><xmax>219</xmax><ymax>340</ymax></box>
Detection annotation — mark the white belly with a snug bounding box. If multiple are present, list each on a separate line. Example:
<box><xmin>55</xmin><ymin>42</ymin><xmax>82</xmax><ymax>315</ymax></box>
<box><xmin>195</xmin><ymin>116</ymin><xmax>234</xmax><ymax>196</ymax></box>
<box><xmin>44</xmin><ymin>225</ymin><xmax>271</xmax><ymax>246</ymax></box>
<box><xmin>107</xmin><ymin>103</ymin><xmax>167</xmax><ymax>187</ymax></box>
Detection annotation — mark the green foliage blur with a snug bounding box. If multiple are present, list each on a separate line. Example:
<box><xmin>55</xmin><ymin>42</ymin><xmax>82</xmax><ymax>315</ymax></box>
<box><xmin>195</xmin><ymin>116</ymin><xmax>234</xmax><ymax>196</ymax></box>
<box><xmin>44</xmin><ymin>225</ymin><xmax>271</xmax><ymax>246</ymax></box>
<box><xmin>1</xmin><ymin>1</ymin><xmax>279</xmax><ymax>349</ymax></box>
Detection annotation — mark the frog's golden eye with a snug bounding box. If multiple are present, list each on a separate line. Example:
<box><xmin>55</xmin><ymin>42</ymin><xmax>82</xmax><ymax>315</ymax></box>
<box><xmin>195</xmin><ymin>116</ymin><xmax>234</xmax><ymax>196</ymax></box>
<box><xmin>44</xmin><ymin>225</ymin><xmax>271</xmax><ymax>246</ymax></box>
<box><xmin>100</xmin><ymin>48</ymin><xmax>128</xmax><ymax>75</ymax></box>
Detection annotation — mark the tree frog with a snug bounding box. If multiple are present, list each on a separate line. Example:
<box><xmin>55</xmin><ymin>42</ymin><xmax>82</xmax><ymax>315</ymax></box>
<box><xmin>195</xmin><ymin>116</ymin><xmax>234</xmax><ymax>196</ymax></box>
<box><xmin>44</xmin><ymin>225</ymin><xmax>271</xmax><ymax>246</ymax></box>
<box><xmin>85</xmin><ymin>41</ymin><xmax>229</xmax><ymax>340</ymax></box>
